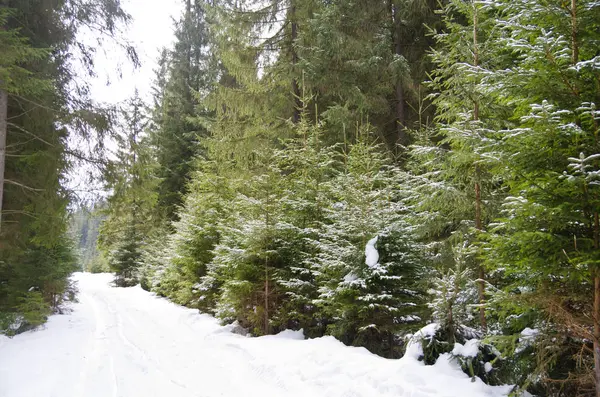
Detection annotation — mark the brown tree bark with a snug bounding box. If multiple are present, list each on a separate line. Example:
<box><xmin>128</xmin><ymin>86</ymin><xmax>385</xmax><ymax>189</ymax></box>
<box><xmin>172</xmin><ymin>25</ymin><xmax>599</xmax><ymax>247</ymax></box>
<box><xmin>391</xmin><ymin>1</ymin><xmax>407</xmax><ymax>145</ymax></box>
<box><xmin>472</xmin><ymin>3</ymin><xmax>486</xmax><ymax>330</ymax></box>
<box><xmin>0</xmin><ymin>1</ymin><xmax>7</xmax><ymax>233</ymax></box>
<box><xmin>290</xmin><ymin>2</ymin><xmax>301</xmax><ymax>124</ymax></box>
<box><xmin>594</xmin><ymin>211</ymin><xmax>600</xmax><ymax>397</ymax></box>
<box><xmin>571</xmin><ymin>0</ymin><xmax>578</xmax><ymax>65</ymax></box>
<box><xmin>0</xmin><ymin>89</ymin><xmax>6</xmax><ymax>233</ymax></box>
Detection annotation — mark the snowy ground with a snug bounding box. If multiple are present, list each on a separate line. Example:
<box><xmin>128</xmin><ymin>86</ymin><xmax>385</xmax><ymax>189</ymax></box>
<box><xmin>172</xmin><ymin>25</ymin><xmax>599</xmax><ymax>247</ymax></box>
<box><xmin>0</xmin><ymin>273</ymin><xmax>511</xmax><ymax>397</ymax></box>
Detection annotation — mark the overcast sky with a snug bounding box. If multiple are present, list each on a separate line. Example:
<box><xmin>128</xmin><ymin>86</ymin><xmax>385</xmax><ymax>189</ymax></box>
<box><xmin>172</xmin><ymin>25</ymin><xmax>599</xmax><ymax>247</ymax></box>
<box><xmin>87</xmin><ymin>0</ymin><xmax>182</xmax><ymax>104</ymax></box>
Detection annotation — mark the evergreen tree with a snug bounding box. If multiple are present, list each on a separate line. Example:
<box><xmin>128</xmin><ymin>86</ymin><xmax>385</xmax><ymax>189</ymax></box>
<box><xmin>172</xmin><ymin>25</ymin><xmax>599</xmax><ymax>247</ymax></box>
<box><xmin>410</xmin><ymin>0</ymin><xmax>510</xmax><ymax>335</ymax></box>
<box><xmin>478</xmin><ymin>0</ymin><xmax>600</xmax><ymax>392</ymax></box>
<box><xmin>99</xmin><ymin>92</ymin><xmax>158</xmax><ymax>287</ymax></box>
<box><xmin>271</xmin><ymin>105</ymin><xmax>337</xmax><ymax>336</ymax></box>
<box><xmin>208</xmin><ymin>150</ymin><xmax>289</xmax><ymax>335</ymax></box>
<box><xmin>154</xmin><ymin>157</ymin><xmax>235</xmax><ymax>307</ymax></box>
<box><xmin>315</xmin><ymin>132</ymin><xmax>427</xmax><ymax>357</ymax></box>
<box><xmin>150</xmin><ymin>0</ymin><xmax>213</xmax><ymax>222</ymax></box>
<box><xmin>0</xmin><ymin>0</ymin><xmax>134</xmax><ymax>333</ymax></box>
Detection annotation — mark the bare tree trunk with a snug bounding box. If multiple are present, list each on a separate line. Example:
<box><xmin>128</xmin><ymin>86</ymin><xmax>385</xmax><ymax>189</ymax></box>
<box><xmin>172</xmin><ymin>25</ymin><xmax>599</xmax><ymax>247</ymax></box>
<box><xmin>571</xmin><ymin>0</ymin><xmax>578</xmax><ymax>64</ymax></box>
<box><xmin>591</xmin><ymin>210</ymin><xmax>600</xmax><ymax>397</ymax></box>
<box><xmin>0</xmin><ymin>0</ymin><xmax>7</xmax><ymax>233</ymax></box>
<box><xmin>0</xmin><ymin>89</ymin><xmax>7</xmax><ymax>233</ymax></box>
<box><xmin>290</xmin><ymin>2</ymin><xmax>301</xmax><ymax>123</ymax></box>
<box><xmin>472</xmin><ymin>3</ymin><xmax>486</xmax><ymax>330</ymax></box>
<box><xmin>593</xmin><ymin>210</ymin><xmax>600</xmax><ymax>397</ymax></box>
<box><xmin>391</xmin><ymin>2</ymin><xmax>407</xmax><ymax>145</ymax></box>
<box><xmin>264</xmin><ymin>262</ymin><xmax>269</xmax><ymax>334</ymax></box>
<box><xmin>474</xmin><ymin>170</ymin><xmax>486</xmax><ymax>330</ymax></box>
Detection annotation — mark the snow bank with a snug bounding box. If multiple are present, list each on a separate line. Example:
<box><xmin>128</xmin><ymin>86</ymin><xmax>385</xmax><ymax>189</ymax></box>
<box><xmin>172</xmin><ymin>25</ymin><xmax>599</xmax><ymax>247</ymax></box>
<box><xmin>269</xmin><ymin>328</ymin><xmax>305</xmax><ymax>340</ymax></box>
<box><xmin>0</xmin><ymin>273</ymin><xmax>512</xmax><ymax>397</ymax></box>
<box><xmin>0</xmin><ymin>334</ymin><xmax>8</xmax><ymax>350</ymax></box>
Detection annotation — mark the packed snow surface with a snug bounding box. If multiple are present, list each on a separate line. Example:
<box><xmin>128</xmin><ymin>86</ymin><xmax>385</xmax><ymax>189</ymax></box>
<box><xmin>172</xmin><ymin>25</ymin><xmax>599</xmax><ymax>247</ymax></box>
<box><xmin>0</xmin><ymin>273</ymin><xmax>511</xmax><ymax>397</ymax></box>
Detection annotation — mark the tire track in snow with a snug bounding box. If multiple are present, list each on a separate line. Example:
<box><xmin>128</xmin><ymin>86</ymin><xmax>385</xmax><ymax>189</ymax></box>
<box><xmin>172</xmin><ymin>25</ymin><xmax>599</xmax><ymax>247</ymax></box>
<box><xmin>73</xmin><ymin>291</ymin><xmax>120</xmax><ymax>397</ymax></box>
<box><xmin>99</xmin><ymin>287</ymin><xmax>204</xmax><ymax>396</ymax></box>
<box><xmin>72</xmin><ymin>292</ymin><xmax>100</xmax><ymax>396</ymax></box>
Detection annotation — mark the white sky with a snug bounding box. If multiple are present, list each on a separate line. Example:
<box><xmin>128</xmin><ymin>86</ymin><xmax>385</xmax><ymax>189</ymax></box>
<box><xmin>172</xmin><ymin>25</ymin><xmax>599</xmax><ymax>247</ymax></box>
<box><xmin>87</xmin><ymin>0</ymin><xmax>183</xmax><ymax>104</ymax></box>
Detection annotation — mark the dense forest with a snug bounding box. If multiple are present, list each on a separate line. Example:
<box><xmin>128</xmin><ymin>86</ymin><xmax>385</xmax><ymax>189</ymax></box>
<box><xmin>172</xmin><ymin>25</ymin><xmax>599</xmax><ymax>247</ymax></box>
<box><xmin>0</xmin><ymin>0</ymin><xmax>136</xmax><ymax>330</ymax></box>
<box><xmin>1</xmin><ymin>0</ymin><xmax>600</xmax><ymax>396</ymax></box>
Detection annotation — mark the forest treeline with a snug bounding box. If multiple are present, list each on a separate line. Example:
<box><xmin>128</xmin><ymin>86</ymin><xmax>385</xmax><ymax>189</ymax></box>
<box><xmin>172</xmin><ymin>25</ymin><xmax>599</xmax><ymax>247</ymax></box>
<box><xmin>2</xmin><ymin>0</ymin><xmax>600</xmax><ymax>396</ymax></box>
<box><xmin>0</xmin><ymin>0</ymin><xmax>136</xmax><ymax>332</ymax></box>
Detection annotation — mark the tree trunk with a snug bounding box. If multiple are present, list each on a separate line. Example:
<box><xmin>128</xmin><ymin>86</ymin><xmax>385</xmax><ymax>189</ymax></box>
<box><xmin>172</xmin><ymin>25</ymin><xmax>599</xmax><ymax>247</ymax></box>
<box><xmin>594</xmin><ymin>274</ymin><xmax>600</xmax><ymax>397</ymax></box>
<box><xmin>264</xmin><ymin>264</ymin><xmax>269</xmax><ymax>334</ymax></box>
<box><xmin>472</xmin><ymin>3</ymin><xmax>486</xmax><ymax>330</ymax></box>
<box><xmin>594</xmin><ymin>211</ymin><xmax>600</xmax><ymax>397</ymax></box>
<box><xmin>0</xmin><ymin>1</ymin><xmax>7</xmax><ymax>233</ymax></box>
<box><xmin>391</xmin><ymin>2</ymin><xmax>407</xmax><ymax>145</ymax></box>
<box><xmin>0</xmin><ymin>89</ymin><xmax>7</xmax><ymax>233</ymax></box>
<box><xmin>183</xmin><ymin>0</ymin><xmax>193</xmax><ymax>108</ymax></box>
<box><xmin>571</xmin><ymin>0</ymin><xmax>578</xmax><ymax>64</ymax></box>
<box><xmin>290</xmin><ymin>3</ymin><xmax>301</xmax><ymax>123</ymax></box>
<box><xmin>474</xmin><ymin>173</ymin><xmax>487</xmax><ymax>330</ymax></box>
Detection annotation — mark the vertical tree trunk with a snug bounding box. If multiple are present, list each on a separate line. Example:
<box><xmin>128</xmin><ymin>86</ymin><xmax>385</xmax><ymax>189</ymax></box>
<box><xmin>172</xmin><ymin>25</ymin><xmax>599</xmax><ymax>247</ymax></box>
<box><xmin>571</xmin><ymin>0</ymin><xmax>578</xmax><ymax>65</ymax></box>
<box><xmin>472</xmin><ymin>4</ymin><xmax>480</xmax><ymax>121</ymax></box>
<box><xmin>472</xmin><ymin>2</ymin><xmax>486</xmax><ymax>330</ymax></box>
<box><xmin>594</xmin><ymin>211</ymin><xmax>600</xmax><ymax>397</ymax></box>
<box><xmin>474</xmin><ymin>170</ymin><xmax>486</xmax><ymax>330</ymax></box>
<box><xmin>264</xmin><ymin>260</ymin><xmax>269</xmax><ymax>334</ymax></box>
<box><xmin>0</xmin><ymin>1</ymin><xmax>7</xmax><ymax>233</ymax></box>
<box><xmin>264</xmin><ymin>183</ymin><xmax>271</xmax><ymax>335</ymax></box>
<box><xmin>0</xmin><ymin>89</ymin><xmax>6</xmax><ymax>233</ymax></box>
<box><xmin>183</xmin><ymin>0</ymin><xmax>193</xmax><ymax>109</ymax></box>
<box><xmin>391</xmin><ymin>1</ymin><xmax>407</xmax><ymax>145</ymax></box>
<box><xmin>290</xmin><ymin>2</ymin><xmax>301</xmax><ymax>123</ymax></box>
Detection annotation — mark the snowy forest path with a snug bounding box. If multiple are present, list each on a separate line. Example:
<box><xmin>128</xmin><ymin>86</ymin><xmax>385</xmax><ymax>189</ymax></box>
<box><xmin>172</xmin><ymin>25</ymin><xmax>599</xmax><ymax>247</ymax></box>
<box><xmin>0</xmin><ymin>273</ymin><xmax>510</xmax><ymax>397</ymax></box>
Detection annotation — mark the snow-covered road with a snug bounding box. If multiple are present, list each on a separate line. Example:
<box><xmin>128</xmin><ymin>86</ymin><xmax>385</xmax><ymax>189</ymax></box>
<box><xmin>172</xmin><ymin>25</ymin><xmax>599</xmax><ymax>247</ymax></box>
<box><xmin>0</xmin><ymin>273</ymin><xmax>510</xmax><ymax>397</ymax></box>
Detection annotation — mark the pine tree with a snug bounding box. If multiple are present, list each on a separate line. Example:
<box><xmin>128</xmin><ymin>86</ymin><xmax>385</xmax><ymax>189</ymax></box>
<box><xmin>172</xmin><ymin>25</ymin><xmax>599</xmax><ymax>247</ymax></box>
<box><xmin>271</xmin><ymin>104</ymin><xmax>337</xmax><ymax>336</ymax></box>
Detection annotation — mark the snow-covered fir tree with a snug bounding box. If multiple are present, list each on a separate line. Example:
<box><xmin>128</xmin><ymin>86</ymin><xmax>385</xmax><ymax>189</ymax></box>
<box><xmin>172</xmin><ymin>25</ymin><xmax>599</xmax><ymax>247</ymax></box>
<box><xmin>315</xmin><ymin>130</ymin><xmax>428</xmax><ymax>357</ymax></box>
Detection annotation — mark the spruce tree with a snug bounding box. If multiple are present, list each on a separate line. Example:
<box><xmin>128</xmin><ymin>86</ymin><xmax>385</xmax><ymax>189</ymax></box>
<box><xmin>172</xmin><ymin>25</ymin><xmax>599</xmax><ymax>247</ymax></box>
<box><xmin>99</xmin><ymin>92</ymin><xmax>158</xmax><ymax>287</ymax></box>
<box><xmin>478</xmin><ymin>0</ymin><xmax>600</xmax><ymax>392</ymax></box>
<box><xmin>150</xmin><ymin>0</ymin><xmax>213</xmax><ymax>221</ymax></box>
<box><xmin>0</xmin><ymin>0</ymin><xmax>134</xmax><ymax>333</ymax></box>
<box><xmin>410</xmin><ymin>0</ymin><xmax>510</xmax><ymax>336</ymax></box>
<box><xmin>271</xmin><ymin>104</ymin><xmax>337</xmax><ymax>336</ymax></box>
<box><xmin>315</xmin><ymin>131</ymin><xmax>427</xmax><ymax>357</ymax></box>
<box><xmin>208</xmin><ymin>150</ymin><xmax>289</xmax><ymax>335</ymax></box>
<box><xmin>155</xmin><ymin>157</ymin><xmax>235</xmax><ymax>307</ymax></box>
